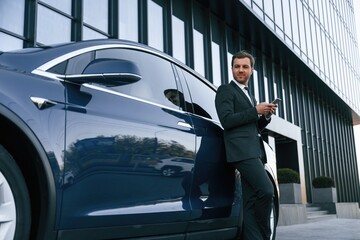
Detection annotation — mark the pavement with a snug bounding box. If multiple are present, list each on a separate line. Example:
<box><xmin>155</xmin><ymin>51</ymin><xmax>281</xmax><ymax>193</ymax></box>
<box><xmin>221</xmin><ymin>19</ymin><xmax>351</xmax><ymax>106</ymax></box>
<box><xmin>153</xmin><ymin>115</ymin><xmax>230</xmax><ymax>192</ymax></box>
<box><xmin>276</xmin><ymin>218</ymin><xmax>360</xmax><ymax>240</ymax></box>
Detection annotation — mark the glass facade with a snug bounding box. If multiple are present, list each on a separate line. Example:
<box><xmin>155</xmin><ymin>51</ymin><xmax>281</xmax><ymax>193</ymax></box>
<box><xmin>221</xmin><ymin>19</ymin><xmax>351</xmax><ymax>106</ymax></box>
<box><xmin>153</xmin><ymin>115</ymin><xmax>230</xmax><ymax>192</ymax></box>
<box><xmin>244</xmin><ymin>0</ymin><xmax>360</xmax><ymax>119</ymax></box>
<box><xmin>0</xmin><ymin>0</ymin><xmax>359</xmax><ymax>203</ymax></box>
<box><xmin>37</xmin><ymin>4</ymin><xmax>71</xmax><ymax>44</ymax></box>
<box><xmin>119</xmin><ymin>0</ymin><xmax>138</xmax><ymax>42</ymax></box>
<box><xmin>241</xmin><ymin>0</ymin><xmax>360</xmax><ymax>202</ymax></box>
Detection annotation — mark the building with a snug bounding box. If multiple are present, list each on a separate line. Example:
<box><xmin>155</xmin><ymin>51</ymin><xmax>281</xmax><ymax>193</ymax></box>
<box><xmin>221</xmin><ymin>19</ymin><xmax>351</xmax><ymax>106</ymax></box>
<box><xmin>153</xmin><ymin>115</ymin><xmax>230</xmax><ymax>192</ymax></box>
<box><xmin>1</xmin><ymin>0</ymin><xmax>359</xmax><ymax>203</ymax></box>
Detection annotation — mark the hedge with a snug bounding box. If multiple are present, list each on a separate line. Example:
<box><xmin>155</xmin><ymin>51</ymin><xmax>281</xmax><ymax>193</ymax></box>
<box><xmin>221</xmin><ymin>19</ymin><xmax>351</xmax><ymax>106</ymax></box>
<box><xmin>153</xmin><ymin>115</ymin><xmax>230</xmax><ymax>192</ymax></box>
<box><xmin>277</xmin><ymin>168</ymin><xmax>300</xmax><ymax>184</ymax></box>
<box><xmin>312</xmin><ymin>176</ymin><xmax>335</xmax><ymax>188</ymax></box>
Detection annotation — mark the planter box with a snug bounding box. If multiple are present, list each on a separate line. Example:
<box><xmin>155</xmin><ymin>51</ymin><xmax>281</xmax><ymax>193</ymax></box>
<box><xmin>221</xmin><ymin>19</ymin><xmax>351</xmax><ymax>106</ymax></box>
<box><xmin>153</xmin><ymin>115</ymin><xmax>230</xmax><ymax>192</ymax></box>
<box><xmin>279</xmin><ymin>183</ymin><xmax>302</xmax><ymax>204</ymax></box>
<box><xmin>312</xmin><ymin>187</ymin><xmax>337</xmax><ymax>203</ymax></box>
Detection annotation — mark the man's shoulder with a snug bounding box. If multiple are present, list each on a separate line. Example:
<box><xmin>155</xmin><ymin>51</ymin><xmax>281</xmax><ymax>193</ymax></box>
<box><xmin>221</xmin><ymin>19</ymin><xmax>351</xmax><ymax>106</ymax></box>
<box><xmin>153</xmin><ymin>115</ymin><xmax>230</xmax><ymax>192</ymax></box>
<box><xmin>217</xmin><ymin>82</ymin><xmax>234</xmax><ymax>90</ymax></box>
<box><xmin>217</xmin><ymin>82</ymin><xmax>236</xmax><ymax>94</ymax></box>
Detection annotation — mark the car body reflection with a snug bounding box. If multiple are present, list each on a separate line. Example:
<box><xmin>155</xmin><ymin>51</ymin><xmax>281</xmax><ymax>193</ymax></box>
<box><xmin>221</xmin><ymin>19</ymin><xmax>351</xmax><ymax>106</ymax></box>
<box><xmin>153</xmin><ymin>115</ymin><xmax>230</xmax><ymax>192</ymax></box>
<box><xmin>153</xmin><ymin>157</ymin><xmax>194</xmax><ymax>177</ymax></box>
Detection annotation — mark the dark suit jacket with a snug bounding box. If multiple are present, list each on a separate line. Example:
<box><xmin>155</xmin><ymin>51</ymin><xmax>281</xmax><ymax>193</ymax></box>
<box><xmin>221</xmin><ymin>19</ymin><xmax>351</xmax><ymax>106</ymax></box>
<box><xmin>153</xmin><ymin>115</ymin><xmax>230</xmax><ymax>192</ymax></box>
<box><xmin>215</xmin><ymin>81</ymin><xmax>270</xmax><ymax>163</ymax></box>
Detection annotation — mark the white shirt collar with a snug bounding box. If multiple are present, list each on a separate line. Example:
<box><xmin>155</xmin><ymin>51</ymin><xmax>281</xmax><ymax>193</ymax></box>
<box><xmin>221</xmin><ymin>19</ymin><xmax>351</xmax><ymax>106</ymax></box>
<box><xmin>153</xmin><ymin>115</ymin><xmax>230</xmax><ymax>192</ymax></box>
<box><xmin>232</xmin><ymin>79</ymin><xmax>247</xmax><ymax>90</ymax></box>
<box><xmin>232</xmin><ymin>80</ymin><xmax>253</xmax><ymax>103</ymax></box>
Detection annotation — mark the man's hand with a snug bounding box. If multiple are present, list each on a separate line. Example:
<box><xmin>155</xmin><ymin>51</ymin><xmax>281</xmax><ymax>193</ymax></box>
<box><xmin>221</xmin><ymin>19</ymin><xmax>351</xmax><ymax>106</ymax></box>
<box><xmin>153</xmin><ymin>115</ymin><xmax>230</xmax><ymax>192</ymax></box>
<box><xmin>256</xmin><ymin>102</ymin><xmax>278</xmax><ymax>117</ymax></box>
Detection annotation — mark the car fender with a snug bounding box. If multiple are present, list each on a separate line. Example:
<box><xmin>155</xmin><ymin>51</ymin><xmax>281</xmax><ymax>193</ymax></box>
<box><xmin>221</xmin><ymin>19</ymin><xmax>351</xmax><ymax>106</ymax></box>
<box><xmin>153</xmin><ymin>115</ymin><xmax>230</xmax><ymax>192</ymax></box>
<box><xmin>0</xmin><ymin>103</ymin><xmax>58</xmax><ymax>239</ymax></box>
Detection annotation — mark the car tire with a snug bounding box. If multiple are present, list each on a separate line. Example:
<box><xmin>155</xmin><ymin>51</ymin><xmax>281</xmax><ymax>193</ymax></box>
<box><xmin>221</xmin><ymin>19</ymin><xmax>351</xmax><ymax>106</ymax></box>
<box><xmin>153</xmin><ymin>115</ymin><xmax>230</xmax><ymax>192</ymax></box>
<box><xmin>0</xmin><ymin>145</ymin><xmax>31</xmax><ymax>240</ymax></box>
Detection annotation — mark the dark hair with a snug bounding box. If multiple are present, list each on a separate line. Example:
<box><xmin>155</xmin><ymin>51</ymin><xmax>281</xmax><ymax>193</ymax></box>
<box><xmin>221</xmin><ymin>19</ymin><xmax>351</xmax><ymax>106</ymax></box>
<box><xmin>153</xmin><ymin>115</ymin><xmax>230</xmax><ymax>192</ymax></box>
<box><xmin>231</xmin><ymin>50</ymin><xmax>255</xmax><ymax>68</ymax></box>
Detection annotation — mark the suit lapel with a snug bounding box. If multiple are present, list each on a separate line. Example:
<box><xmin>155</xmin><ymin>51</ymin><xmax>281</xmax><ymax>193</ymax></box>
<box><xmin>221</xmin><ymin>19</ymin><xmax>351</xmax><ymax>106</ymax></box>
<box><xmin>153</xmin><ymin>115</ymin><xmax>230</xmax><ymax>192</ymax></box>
<box><xmin>230</xmin><ymin>81</ymin><xmax>254</xmax><ymax>107</ymax></box>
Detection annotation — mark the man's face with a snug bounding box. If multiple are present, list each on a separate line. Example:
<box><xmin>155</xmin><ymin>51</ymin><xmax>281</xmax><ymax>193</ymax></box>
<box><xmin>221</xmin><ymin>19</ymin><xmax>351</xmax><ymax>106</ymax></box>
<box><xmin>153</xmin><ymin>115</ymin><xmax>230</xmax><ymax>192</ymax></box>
<box><xmin>232</xmin><ymin>57</ymin><xmax>253</xmax><ymax>85</ymax></box>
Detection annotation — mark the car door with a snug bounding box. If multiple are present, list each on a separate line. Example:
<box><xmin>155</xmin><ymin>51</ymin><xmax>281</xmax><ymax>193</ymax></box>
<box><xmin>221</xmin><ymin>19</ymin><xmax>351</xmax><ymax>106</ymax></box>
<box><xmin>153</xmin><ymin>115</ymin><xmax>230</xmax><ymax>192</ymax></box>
<box><xmin>58</xmin><ymin>47</ymin><xmax>196</xmax><ymax>239</ymax></box>
<box><xmin>174</xmin><ymin>66</ymin><xmax>241</xmax><ymax>237</ymax></box>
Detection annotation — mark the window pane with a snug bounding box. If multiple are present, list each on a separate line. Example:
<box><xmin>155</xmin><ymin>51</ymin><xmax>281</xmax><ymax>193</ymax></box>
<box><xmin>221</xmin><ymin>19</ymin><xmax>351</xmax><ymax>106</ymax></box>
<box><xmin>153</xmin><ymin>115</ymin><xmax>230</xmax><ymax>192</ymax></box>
<box><xmin>226</xmin><ymin>28</ymin><xmax>238</xmax><ymax>83</ymax></box>
<box><xmin>181</xmin><ymin>69</ymin><xmax>218</xmax><ymax>120</ymax></box>
<box><xmin>83</xmin><ymin>0</ymin><xmax>108</xmax><ymax>33</ymax></box>
<box><xmin>211</xmin><ymin>16</ymin><xmax>222</xmax><ymax>86</ymax></box>
<box><xmin>172</xmin><ymin>15</ymin><xmax>186</xmax><ymax>63</ymax></box>
<box><xmin>0</xmin><ymin>0</ymin><xmax>25</xmax><ymax>35</ymax></box>
<box><xmin>253</xmin><ymin>0</ymin><xmax>262</xmax><ymax>8</ymax></box>
<box><xmin>290</xmin><ymin>0</ymin><xmax>299</xmax><ymax>46</ymax></box>
<box><xmin>312</xmin><ymin>19</ymin><xmax>319</xmax><ymax>68</ymax></box>
<box><xmin>264</xmin><ymin>76</ymin><xmax>269</xmax><ymax>103</ymax></box>
<box><xmin>252</xmin><ymin>0</ymin><xmax>264</xmax><ymax>18</ymax></box>
<box><xmin>282</xmin><ymin>0</ymin><xmax>292</xmax><ymax>38</ymax></box>
<box><xmin>96</xmin><ymin>48</ymin><xmax>178</xmax><ymax>108</ymax></box>
<box><xmin>40</xmin><ymin>0</ymin><xmax>71</xmax><ymax>14</ymax></box>
<box><xmin>297</xmin><ymin>3</ymin><xmax>307</xmax><ymax>55</ymax></box>
<box><xmin>119</xmin><ymin>0</ymin><xmax>138</xmax><ymax>42</ymax></box>
<box><xmin>282</xmin><ymin>87</ymin><xmax>287</xmax><ymax>119</ymax></box>
<box><xmin>227</xmin><ymin>52</ymin><xmax>233</xmax><ymax>81</ymax></box>
<box><xmin>253</xmin><ymin>70</ymin><xmax>259</xmax><ymax>102</ymax></box>
<box><xmin>193</xmin><ymin>3</ymin><xmax>206</xmax><ymax>77</ymax></box>
<box><xmin>37</xmin><ymin>5</ymin><xmax>71</xmax><ymax>44</ymax></box>
<box><xmin>304</xmin><ymin>9</ymin><xmax>313</xmax><ymax>60</ymax></box>
<box><xmin>0</xmin><ymin>32</ymin><xmax>23</xmax><ymax>51</ymax></box>
<box><xmin>211</xmin><ymin>42</ymin><xmax>221</xmax><ymax>86</ymax></box>
<box><xmin>264</xmin><ymin>0</ymin><xmax>274</xmax><ymax>20</ymax></box>
<box><xmin>83</xmin><ymin>26</ymin><xmax>108</xmax><ymax>40</ymax></box>
<box><xmin>64</xmin><ymin>52</ymin><xmax>94</xmax><ymax>75</ymax></box>
<box><xmin>317</xmin><ymin>28</ymin><xmax>324</xmax><ymax>74</ymax></box>
<box><xmin>274</xmin><ymin>0</ymin><xmax>283</xmax><ymax>29</ymax></box>
<box><xmin>193</xmin><ymin>30</ymin><xmax>205</xmax><ymax>76</ymax></box>
<box><xmin>172</xmin><ymin>0</ymin><xmax>186</xmax><ymax>63</ymax></box>
<box><xmin>148</xmin><ymin>0</ymin><xmax>164</xmax><ymax>51</ymax></box>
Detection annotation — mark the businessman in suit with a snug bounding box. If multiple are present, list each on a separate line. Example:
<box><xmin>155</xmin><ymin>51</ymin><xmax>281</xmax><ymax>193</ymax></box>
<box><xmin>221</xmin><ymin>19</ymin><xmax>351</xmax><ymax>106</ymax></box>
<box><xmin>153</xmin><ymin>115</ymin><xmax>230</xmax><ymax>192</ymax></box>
<box><xmin>215</xmin><ymin>50</ymin><xmax>277</xmax><ymax>240</ymax></box>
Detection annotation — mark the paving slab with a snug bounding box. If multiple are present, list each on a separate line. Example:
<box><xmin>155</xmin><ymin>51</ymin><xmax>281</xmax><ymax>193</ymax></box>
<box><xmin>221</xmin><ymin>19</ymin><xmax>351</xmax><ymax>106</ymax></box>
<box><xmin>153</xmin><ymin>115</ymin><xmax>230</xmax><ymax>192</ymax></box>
<box><xmin>276</xmin><ymin>218</ymin><xmax>360</xmax><ymax>240</ymax></box>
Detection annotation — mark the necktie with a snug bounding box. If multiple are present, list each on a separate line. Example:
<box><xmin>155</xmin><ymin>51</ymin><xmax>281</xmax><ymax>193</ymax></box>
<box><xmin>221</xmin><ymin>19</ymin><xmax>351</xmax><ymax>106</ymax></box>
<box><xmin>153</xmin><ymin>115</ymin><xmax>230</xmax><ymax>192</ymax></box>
<box><xmin>244</xmin><ymin>87</ymin><xmax>254</xmax><ymax>106</ymax></box>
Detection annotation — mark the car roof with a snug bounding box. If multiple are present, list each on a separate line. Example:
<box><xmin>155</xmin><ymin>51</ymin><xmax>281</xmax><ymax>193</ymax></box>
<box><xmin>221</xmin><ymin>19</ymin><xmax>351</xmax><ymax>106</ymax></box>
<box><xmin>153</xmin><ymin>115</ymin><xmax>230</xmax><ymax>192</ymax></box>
<box><xmin>0</xmin><ymin>39</ymin><xmax>217</xmax><ymax>91</ymax></box>
<box><xmin>0</xmin><ymin>39</ymin><xmax>147</xmax><ymax>72</ymax></box>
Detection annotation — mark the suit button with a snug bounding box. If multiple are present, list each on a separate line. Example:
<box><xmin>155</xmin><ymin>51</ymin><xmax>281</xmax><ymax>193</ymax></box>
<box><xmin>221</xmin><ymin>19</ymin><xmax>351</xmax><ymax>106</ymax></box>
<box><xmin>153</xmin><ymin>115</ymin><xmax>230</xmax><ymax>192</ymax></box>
<box><xmin>257</xmin><ymin>134</ymin><xmax>261</xmax><ymax>137</ymax></box>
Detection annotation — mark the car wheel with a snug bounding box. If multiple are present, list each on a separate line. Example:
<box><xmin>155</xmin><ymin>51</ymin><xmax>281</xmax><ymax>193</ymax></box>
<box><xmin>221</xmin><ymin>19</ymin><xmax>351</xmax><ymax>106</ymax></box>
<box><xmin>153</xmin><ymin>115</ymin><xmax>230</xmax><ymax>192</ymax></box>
<box><xmin>161</xmin><ymin>167</ymin><xmax>179</xmax><ymax>177</ymax></box>
<box><xmin>0</xmin><ymin>145</ymin><xmax>31</xmax><ymax>240</ymax></box>
<box><xmin>269</xmin><ymin>201</ymin><xmax>277</xmax><ymax>240</ymax></box>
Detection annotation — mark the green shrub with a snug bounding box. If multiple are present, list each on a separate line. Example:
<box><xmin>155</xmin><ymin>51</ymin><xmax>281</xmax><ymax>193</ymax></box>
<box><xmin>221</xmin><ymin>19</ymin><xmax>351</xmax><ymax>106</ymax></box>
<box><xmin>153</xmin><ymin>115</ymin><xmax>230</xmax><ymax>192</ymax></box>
<box><xmin>277</xmin><ymin>168</ymin><xmax>300</xmax><ymax>184</ymax></box>
<box><xmin>312</xmin><ymin>176</ymin><xmax>335</xmax><ymax>188</ymax></box>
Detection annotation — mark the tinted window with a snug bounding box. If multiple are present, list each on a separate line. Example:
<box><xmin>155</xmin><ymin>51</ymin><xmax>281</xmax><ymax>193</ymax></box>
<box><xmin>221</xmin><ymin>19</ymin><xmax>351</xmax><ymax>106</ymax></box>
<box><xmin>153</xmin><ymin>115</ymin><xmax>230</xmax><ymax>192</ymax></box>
<box><xmin>48</xmin><ymin>51</ymin><xmax>94</xmax><ymax>74</ymax></box>
<box><xmin>49</xmin><ymin>48</ymin><xmax>179</xmax><ymax>108</ymax></box>
<box><xmin>95</xmin><ymin>48</ymin><xmax>178</xmax><ymax>108</ymax></box>
<box><xmin>178</xmin><ymin>67</ymin><xmax>219</xmax><ymax>121</ymax></box>
<box><xmin>66</xmin><ymin>52</ymin><xmax>94</xmax><ymax>74</ymax></box>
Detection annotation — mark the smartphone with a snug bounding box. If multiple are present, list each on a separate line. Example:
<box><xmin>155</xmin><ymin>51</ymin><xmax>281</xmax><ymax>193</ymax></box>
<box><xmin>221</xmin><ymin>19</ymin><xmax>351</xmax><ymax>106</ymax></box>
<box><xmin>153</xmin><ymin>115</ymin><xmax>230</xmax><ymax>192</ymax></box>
<box><xmin>271</xmin><ymin>98</ymin><xmax>282</xmax><ymax>104</ymax></box>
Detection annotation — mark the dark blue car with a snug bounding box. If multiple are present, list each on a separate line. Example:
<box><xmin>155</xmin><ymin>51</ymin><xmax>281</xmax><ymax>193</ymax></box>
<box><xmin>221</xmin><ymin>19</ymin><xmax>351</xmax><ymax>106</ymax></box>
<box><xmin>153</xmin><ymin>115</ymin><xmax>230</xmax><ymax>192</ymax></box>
<box><xmin>0</xmin><ymin>39</ymin><xmax>278</xmax><ymax>240</ymax></box>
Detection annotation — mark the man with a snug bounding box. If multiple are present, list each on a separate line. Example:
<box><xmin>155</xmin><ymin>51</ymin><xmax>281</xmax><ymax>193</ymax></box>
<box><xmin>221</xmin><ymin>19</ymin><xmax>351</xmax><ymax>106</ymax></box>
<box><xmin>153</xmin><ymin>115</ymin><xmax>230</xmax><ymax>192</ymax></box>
<box><xmin>215</xmin><ymin>50</ymin><xmax>277</xmax><ymax>240</ymax></box>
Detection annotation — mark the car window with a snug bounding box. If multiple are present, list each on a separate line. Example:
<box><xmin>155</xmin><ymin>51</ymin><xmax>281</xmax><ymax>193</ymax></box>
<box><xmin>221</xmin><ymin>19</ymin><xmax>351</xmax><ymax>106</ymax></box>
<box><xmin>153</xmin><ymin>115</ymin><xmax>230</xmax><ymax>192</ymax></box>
<box><xmin>180</xmin><ymin>158</ymin><xmax>193</xmax><ymax>164</ymax></box>
<box><xmin>177</xmin><ymin>67</ymin><xmax>219</xmax><ymax>121</ymax></box>
<box><xmin>95</xmin><ymin>48</ymin><xmax>179</xmax><ymax>108</ymax></box>
<box><xmin>48</xmin><ymin>48</ymin><xmax>180</xmax><ymax>109</ymax></box>
<box><xmin>47</xmin><ymin>51</ymin><xmax>95</xmax><ymax>75</ymax></box>
<box><xmin>66</xmin><ymin>51</ymin><xmax>94</xmax><ymax>74</ymax></box>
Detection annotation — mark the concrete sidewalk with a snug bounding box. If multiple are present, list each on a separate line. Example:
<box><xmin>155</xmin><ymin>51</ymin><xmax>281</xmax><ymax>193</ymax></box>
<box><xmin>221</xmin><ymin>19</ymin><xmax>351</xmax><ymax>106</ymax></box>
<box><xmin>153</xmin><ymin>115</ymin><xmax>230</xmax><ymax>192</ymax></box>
<box><xmin>276</xmin><ymin>218</ymin><xmax>360</xmax><ymax>240</ymax></box>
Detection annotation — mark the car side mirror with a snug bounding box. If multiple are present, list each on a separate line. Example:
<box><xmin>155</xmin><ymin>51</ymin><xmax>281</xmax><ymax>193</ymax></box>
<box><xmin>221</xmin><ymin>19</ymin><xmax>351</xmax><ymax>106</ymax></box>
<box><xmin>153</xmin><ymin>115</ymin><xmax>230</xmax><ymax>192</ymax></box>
<box><xmin>63</xmin><ymin>58</ymin><xmax>142</xmax><ymax>86</ymax></box>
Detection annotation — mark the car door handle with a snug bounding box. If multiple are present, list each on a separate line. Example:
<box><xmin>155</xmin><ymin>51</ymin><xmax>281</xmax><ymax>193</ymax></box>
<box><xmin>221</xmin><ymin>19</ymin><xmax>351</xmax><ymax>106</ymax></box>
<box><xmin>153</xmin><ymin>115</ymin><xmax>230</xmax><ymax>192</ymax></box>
<box><xmin>177</xmin><ymin>121</ymin><xmax>193</xmax><ymax>129</ymax></box>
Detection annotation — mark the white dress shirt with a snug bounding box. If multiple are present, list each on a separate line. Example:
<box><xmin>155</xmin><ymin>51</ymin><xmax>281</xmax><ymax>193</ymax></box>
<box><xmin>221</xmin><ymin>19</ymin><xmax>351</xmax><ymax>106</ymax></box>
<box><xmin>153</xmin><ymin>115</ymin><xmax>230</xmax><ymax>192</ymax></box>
<box><xmin>232</xmin><ymin>80</ymin><xmax>253</xmax><ymax>105</ymax></box>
